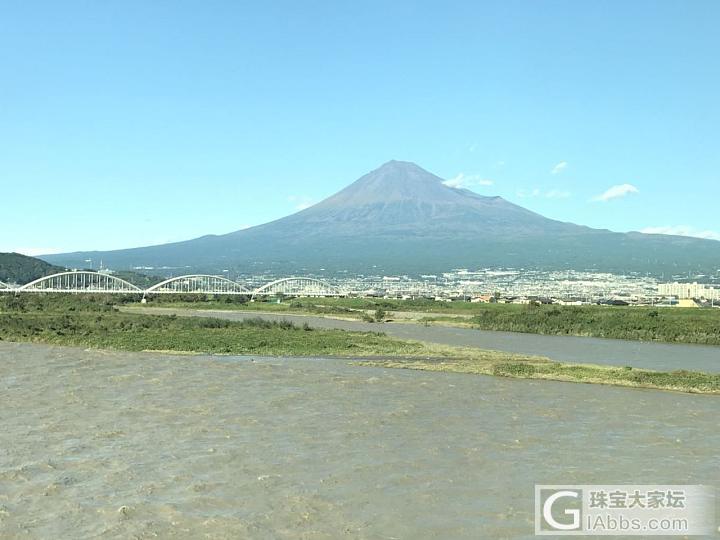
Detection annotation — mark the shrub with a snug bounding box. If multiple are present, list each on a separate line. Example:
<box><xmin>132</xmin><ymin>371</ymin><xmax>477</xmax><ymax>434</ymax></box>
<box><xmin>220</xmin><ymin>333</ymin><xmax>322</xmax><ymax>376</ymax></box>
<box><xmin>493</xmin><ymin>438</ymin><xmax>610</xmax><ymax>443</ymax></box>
<box><xmin>492</xmin><ymin>362</ymin><xmax>536</xmax><ymax>377</ymax></box>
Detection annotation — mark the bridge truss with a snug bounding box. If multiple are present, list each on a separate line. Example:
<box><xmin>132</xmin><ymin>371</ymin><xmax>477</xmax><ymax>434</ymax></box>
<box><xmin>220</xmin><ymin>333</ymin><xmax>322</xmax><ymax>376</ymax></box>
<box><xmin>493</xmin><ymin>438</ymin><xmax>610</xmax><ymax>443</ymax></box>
<box><xmin>18</xmin><ymin>271</ymin><xmax>142</xmax><ymax>293</ymax></box>
<box><xmin>6</xmin><ymin>271</ymin><xmax>345</xmax><ymax>298</ymax></box>
<box><xmin>252</xmin><ymin>277</ymin><xmax>342</xmax><ymax>299</ymax></box>
<box><xmin>145</xmin><ymin>275</ymin><xmax>251</xmax><ymax>295</ymax></box>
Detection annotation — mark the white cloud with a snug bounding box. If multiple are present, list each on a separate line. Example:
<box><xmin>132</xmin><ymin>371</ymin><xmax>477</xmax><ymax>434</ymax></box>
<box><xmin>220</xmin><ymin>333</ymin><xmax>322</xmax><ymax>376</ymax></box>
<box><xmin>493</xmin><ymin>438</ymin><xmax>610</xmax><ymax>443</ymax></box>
<box><xmin>516</xmin><ymin>188</ymin><xmax>571</xmax><ymax>199</ymax></box>
<box><xmin>639</xmin><ymin>225</ymin><xmax>720</xmax><ymax>242</ymax></box>
<box><xmin>516</xmin><ymin>188</ymin><xmax>540</xmax><ymax>198</ymax></box>
<box><xmin>287</xmin><ymin>195</ymin><xmax>315</xmax><ymax>210</ymax></box>
<box><xmin>592</xmin><ymin>183</ymin><xmax>639</xmax><ymax>202</ymax></box>
<box><xmin>551</xmin><ymin>161</ymin><xmax>568</xmax><ymax>175</ymax></box>
<box><xmin>544</xmin><ymin>189</ymin><xmax>571</xmax><ymax>199</ymax></box>
<box><xmin>443</xmin><ymin>173</ymin><xmax>494</xmax><ymax>189</ymax></box>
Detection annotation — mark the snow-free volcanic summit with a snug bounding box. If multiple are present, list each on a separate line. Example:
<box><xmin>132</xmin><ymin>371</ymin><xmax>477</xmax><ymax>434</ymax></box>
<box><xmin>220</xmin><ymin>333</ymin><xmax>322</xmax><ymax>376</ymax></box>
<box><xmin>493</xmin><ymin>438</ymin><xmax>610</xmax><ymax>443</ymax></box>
<box><xmin>43</xmin><ymin>161</ymin><xmax>720</xmax><ymax>275</ymax></box>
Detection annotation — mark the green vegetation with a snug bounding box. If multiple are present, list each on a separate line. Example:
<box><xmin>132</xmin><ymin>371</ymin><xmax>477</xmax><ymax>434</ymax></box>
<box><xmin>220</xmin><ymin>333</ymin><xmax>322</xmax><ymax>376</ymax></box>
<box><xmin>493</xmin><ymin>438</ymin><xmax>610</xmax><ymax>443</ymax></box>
<box><xmin>0</xmin><ymin>253</ymin><xmax>161</xmax><ymax>288</ymax></box>
<box><xmin>460</xmin><ymin>302</ymin><xmax>720</xmax><ymax>345</ymax></box>
<box><xmin>0</xmin><ymin>294</ymin><xmax>429</xmax><ymax>357</ymax></box>
<box><xmin>361</xmin><ymin>307</ymin><xmax>391</xmax><ymax>323</ymax></box>
<box><xmin>0</xmin><ymin>252</ymin><xmax>64</xmax><ymax>285</ymax></box>
<box><xmin>142</xmin><ymin>295</ymin><xmax>720</xmax><ymax>345</ymax></box>
<box><xmin>141</xmin><ymin>294</ymin><xmax>369</xmax><ymax>318</ymax></box>
<box><xmin>359</xmin><ymin>357</ymin><xmax>720</xmax><ymax>395</ymax></box>
<box><xmin>110</xmin><ymin>270</ymin><xmax>165</xmax><ymax>288</ymax></box>
<box><xmin>138</xmin><ymin>295</ymin><xmax>480</xmax><ymax>321</ymax></box>
<box><xmin>2</xmin><ymin>294</ymin><xmax>718</xmax><ymax>394</ymax></box>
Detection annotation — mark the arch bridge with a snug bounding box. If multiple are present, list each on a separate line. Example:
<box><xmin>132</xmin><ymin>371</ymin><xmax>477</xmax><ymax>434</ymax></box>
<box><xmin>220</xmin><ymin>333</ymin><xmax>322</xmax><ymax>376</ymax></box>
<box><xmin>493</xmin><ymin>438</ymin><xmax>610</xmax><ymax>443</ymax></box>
<box><xmin>145</xmin><ymin>275</ymin><xmax>251</xmax><ymax>295</ymax></box>
<box><xmin>252</xmin><ymin>277</ymin><xmax>342</xmax><ymax>299</ymax></box>
<box><xmin>6</xmin><ymin>271</ymin><xmax>345</xmax><ymax>298</ymax></box>
<box><xmin>18</xmin><ymin>271</ymin><xmax>142</xmax><ymax>293</ymax></box>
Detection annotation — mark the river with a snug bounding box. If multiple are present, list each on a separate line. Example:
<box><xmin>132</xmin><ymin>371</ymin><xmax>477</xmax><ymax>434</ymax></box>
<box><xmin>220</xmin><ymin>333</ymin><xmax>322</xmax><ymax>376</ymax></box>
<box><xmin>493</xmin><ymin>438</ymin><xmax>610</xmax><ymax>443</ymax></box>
<box><xmin>126</xmin><ymin>307</ymin><xmax>720</xmax><ymax>373</ymax></box>
<box><xmin>0</xmin><ymin>342</ymin><xmax>717</xmax><ymax>539</ymax></box>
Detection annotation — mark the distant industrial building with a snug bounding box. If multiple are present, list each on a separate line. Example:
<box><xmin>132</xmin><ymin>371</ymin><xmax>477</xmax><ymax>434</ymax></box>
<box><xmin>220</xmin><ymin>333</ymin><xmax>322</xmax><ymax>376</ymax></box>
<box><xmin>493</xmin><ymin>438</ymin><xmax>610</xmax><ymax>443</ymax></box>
<box><xmin>658</xmin><ymin>282</ymin><xmax>720</xmax><ymax>300</ymax></box>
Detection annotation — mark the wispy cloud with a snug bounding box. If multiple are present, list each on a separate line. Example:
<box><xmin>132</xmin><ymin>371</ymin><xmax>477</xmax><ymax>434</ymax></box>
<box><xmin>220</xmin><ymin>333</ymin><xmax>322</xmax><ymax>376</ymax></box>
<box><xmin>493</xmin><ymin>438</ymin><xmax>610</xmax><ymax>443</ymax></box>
<box><xmin>544</xmin><ymin>189</ymin><xmax>571</xmax><ymax>199</ymax></box>
<box><xmin>592</xmin><ymin>183</ymin><xmax>639</xmax><ymax>202</ymax></box>
<box><xmin>516</xmin><ymin>188</ymin><xmax>541</xmax><ymax>198</ymax></box>
<box><xmin>443</xmin><ymin>173</ymin><xmax>494</xmax><ymax>189</ymax></box>
<box><xmin>516</xmin><ymin>188</ymin><xmax>571</xmax><ymax>199</ymax></box>
<box><xmin>639</xmin><ymin>225</ymin><xmax>720</xmax><ymax>242</ymax></box>
<box><xmin>287</xmin><ymin>195</ymin><xmax>315</xmax><ymax>210</ymax></box>
<box><xmin>551</xmin><ymin>161</ymin><xmax>568</xmax><ymax>175</ymax></box>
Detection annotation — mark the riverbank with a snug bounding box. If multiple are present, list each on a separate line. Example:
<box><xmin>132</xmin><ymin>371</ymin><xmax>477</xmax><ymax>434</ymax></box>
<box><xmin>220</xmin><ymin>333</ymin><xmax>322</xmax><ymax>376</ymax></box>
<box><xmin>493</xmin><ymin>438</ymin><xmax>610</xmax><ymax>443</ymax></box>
<box><xmin>0</xmin><ymin>294</ymin><xmax>519</xmax><ymax>360</ymax></box>
<box><xmin>140</xmin><ymin>296</ymin><xmax>720</xmax><ymax>345</ymax></box>
<box><xmin>122</xmin><ymin>305</ymin><xmax>720</xmax><ymax>374</ymax></box>
<box><xmin>360</xmin><ymin>358</ymin><xmax>720</xmax><ymax>394</ymax></box>
<box><xmin>2</xmin><ymin>295</ymin><xmax>719</xmax><ymax>394</ymax></box>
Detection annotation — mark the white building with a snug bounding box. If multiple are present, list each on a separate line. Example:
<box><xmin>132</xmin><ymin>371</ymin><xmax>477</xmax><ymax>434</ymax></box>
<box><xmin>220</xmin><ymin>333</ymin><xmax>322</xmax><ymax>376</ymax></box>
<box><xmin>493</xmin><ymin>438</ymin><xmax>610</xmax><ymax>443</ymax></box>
<box><xmin>658</xmin><ymin>282</ymin><xmax>720</xmax><ymax>300</ymax></box>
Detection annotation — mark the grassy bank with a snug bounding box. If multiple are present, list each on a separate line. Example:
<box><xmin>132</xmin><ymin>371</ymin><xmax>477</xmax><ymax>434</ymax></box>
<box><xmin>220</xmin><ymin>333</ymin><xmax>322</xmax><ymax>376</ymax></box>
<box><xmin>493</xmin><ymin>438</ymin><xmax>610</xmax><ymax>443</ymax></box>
<box><xmin>0</xmin><ymin>295</ymin><xmax>429</xmax><ymax>357</ymax></box>
<box><xmin>359</xmin><ymin>358</ymin><xmax>720</xmax><ymax>394</ymax></box>
<box><xmin>441</xmin><ymin>303</ymin><xmax>720</xmax><ymax>345</ymax></box>
<box><xmin>139</xmin><ymin>295</ymin><xmax>371</xmax><ymax>319</ymax></box>
<box><xmin>1</xmin><ymin>294</ymin><xmax>718</xmax><ymax>394</ymax></box>
<box><xmin>141</xmin><ymin>295</ymin><xmax>720</xmax><ymax>345</ymax></box>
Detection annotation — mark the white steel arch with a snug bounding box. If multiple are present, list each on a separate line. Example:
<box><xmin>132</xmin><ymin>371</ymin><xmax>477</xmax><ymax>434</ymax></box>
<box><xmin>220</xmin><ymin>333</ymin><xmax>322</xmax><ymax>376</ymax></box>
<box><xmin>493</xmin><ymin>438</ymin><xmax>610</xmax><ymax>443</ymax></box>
<box><xmin>18</xmin><ymin>271</ymin><xmax>142</xmax><ymax>293</ymax></box>
<box><xmin>145</xmin><ymin>275</ymin><xmax>251</xmax><ymax>295</ymax></box>
<box><xmin>9</xmin><ymin>273</ymin><xmax>349</xmax><ymax>296</ymax></box>
<box><xmin>252</xmin><ymin>277</ymin><xmax>342</xmax><ymax>298</ymax></box>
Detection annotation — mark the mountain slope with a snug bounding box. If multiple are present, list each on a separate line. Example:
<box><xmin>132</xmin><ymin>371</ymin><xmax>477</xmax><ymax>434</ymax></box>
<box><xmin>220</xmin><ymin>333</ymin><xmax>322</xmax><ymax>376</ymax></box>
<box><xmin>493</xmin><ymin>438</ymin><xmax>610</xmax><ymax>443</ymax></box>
<box><xmin>41</xmin><ymin>161</ymin><xmax>720</xmax><ymax>276</ymax></box>
<box><xmin>0</xmin><ymin>253</ymin><xmax>65</xmax><ymax>285</ymax></box>
<box><xmin>259</xmin><ymin>160</ymin><xmax>586</xmax><ymax>237</ymax></box>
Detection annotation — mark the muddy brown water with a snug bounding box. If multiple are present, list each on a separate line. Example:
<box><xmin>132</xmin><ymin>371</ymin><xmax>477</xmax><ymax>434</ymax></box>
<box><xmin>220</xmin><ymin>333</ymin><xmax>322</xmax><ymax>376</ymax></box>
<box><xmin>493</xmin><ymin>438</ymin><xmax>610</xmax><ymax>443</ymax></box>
<box><xmin>1</xmin><ymin>342</ymin><xmax>718</xmax><ymax>539</ymax></box>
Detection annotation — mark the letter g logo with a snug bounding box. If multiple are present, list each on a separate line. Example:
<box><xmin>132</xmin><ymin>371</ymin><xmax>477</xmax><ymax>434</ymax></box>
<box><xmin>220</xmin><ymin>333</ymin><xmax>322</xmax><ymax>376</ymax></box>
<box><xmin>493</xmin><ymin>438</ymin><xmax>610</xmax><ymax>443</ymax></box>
<box><xmin>543</xmin><ymin>490</ymin><xmax>581</xmax><ymax>531</ymax></box>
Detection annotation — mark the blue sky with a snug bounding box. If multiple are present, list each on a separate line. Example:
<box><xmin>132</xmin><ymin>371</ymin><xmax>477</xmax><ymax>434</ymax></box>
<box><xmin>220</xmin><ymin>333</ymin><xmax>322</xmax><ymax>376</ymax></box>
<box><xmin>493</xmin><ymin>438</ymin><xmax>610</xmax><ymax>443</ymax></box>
<box><xmin>2</xmin><ymin>1</ymin><xmax>719</xmax><ymax>254</ymax></box>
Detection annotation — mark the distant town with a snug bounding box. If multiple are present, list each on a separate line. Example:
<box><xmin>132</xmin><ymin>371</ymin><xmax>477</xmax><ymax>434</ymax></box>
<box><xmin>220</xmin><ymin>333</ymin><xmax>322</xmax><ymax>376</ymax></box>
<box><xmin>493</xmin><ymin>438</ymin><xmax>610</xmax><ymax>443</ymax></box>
<box><xmin>4</xmin><ymin>251</ymin><xmax>718</xmax><ymax>307</ymax></box>
<box><xmin>122</xmin><ymin>266</ymin><xmax>720</xmax><ymax>307</ymax></box>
